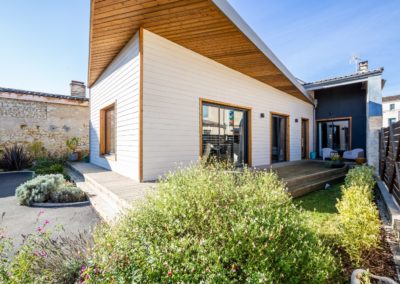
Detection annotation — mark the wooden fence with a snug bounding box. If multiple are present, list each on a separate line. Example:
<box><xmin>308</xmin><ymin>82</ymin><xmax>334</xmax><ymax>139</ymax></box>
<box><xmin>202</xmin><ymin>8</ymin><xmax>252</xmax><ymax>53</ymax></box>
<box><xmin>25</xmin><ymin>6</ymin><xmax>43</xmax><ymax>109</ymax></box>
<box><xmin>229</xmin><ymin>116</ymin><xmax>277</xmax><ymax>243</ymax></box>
<box><xmin>380</xmin><ymin>120</ymin><xmax>400</xmax><ymax>204</ymax></box>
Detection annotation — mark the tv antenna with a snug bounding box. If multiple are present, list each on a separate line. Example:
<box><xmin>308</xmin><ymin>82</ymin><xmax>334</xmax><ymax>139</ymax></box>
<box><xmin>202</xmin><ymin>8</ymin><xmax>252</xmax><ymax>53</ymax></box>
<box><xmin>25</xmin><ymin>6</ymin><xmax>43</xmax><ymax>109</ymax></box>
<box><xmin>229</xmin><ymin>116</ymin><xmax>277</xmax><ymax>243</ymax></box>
<box><xmin>349</xmin><ymin>54</ymin><xmax>361</xmax><ymax>73</ymax></box>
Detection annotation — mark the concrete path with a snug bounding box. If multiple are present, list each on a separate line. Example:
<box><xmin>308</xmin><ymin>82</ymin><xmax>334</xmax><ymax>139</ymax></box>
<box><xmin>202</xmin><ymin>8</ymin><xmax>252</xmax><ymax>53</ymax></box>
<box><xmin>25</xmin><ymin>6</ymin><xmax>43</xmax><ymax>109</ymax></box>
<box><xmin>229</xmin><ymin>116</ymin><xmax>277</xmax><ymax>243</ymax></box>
<box><xmin>68</xmin><ymin>162</ymin><xmax>156</xmax><ymax>222</ymax></box>
<box><xmin>0</xmin><ymin>172</ymin><xmax>100</xmax><ymax>244</ymax></box>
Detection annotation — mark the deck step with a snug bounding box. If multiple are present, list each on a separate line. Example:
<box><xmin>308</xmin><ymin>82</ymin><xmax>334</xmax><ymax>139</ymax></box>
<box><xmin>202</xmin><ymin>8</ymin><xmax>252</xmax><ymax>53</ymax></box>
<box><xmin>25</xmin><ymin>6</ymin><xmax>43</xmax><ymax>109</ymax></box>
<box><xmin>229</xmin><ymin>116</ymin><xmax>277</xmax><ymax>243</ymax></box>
<box><xmin>288</xmin><ymin>172</ymin><xmax>346</xmax><ymax>198</ymax></box>
<box><xmin>284</xmin><ymin>166</ymin><xmax>347</xmax><ymax>188</ymax></box>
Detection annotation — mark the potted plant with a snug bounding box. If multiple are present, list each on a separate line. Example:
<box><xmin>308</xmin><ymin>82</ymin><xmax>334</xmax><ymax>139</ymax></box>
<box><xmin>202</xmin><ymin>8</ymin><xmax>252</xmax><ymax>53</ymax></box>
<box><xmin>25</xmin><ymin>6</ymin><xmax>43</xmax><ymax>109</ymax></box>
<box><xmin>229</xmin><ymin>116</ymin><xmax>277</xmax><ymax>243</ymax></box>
<box><xmin>66</xmin><ymin>137</ymin><xmax>80</xmax><ymax>161</ymax></box>
<box><xmin>325</xmin><ymin>152</ymin><xmax>345</xmax><ymax>168</ymax></box>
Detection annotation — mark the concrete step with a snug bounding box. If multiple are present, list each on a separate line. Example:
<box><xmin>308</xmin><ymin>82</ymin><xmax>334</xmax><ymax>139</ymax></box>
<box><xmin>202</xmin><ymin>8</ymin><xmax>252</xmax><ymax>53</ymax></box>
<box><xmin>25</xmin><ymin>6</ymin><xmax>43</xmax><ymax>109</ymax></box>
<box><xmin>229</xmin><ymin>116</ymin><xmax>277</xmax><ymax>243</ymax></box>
<box><xmin>288</xmin><ymin>172</ymin><xmax>345</xmax><ymax>198</ymax></box>
<box><xmin>66</xmin><ymin>168</ymin><xmax>126</xmax><ymax>222</ymax></box>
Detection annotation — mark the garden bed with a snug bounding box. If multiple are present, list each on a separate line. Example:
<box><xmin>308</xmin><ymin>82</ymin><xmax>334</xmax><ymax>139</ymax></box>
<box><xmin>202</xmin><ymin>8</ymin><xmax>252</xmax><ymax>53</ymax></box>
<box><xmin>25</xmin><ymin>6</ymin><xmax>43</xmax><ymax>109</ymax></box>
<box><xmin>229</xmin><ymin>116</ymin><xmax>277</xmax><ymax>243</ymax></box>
<box><xmin>295</xmin><ymin>183</ymin><xmax>398</xmax><ymax>281</ymax></box>
<box><xmin>16</xmin><ymin>174</ymin><xmax>87</xmax><ymax>206</ymax></box>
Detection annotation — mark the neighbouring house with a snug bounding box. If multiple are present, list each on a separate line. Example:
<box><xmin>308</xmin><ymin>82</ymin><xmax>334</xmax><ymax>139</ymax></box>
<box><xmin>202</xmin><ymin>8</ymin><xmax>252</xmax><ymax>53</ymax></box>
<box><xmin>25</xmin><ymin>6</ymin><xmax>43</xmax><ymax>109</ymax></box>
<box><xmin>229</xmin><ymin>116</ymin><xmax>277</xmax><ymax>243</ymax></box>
<box><xmin>382</xmin><ymin>95</ymin><xmax>400</xmax><ymax>127</ymax></box>
<box><xmin>87</xmin><ymin>0</ymin><xmax>384</xmax><ymax>182</ymax></box>
<box><xmin>303</xmin><ymin>62</ymin><xmax>384</xmax><ymax>169</ymax></box>
<box><xmin>0</xmin><ymin>81</ymin><xmax>89</xmax><ymax>156</ymax></box>
<box><xmin>88</xmin><ymin>0</ymin><xmax>315</xmax><ymax>182</ymax></box>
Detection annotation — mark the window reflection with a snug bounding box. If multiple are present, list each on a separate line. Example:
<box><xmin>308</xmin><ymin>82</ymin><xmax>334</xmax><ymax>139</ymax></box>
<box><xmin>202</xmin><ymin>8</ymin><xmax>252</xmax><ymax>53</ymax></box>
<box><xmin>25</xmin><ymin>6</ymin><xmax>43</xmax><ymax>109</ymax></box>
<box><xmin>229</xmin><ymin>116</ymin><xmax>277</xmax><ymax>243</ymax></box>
<box><xmin>202</xmin><ymin>103</ymin><xmax>248</xmax><ymax>166</ymax></box>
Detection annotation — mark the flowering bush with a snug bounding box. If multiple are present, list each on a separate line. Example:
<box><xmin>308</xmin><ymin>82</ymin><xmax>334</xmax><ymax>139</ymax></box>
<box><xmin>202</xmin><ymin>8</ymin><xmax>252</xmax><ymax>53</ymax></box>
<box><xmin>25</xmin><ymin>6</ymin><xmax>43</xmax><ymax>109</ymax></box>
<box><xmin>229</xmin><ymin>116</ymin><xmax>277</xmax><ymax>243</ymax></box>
<box><xmin>336</xmin><ymin>166</ymin><xmax>380</xmax><ymax>264</ymax></box>
<box><xmin>88</xmin><ymin>164</ymin><xmax>338</xmax><ymax>283</ymax></box>
<box><xmin>0</xmin><ymin>211</ymin><xmax>92</xmax><ymax>283</ymax></box>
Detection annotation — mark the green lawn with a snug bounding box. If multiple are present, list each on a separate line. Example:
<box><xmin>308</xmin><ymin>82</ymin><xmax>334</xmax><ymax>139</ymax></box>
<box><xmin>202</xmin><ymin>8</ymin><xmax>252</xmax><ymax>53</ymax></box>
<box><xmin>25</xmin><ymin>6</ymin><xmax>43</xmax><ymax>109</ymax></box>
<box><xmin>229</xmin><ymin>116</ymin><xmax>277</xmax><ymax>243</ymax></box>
<box><xmin>294</xmin><ymin>183</ymin><xmax>343</xmax><ymax>239</ymax></box>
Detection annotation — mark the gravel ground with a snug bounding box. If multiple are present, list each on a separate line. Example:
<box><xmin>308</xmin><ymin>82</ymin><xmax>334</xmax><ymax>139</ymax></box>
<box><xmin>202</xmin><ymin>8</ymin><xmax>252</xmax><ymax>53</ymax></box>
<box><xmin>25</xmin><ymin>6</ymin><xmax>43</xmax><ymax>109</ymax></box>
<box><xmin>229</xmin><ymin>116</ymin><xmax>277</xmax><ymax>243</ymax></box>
<box><xmin>0</xmin><ymin>171</ymin><xmax>100</xmax><ymax>245</ymax></box>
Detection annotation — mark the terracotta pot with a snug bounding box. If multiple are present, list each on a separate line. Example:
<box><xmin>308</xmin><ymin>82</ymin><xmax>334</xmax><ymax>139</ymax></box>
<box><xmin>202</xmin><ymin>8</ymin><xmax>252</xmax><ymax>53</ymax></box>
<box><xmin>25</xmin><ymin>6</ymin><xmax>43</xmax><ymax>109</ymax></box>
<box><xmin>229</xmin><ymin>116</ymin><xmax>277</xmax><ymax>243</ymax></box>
<box><xmin>355</xmin><ymin>157</ymin><xmax>366</xmax><ymax>165</ymax></box>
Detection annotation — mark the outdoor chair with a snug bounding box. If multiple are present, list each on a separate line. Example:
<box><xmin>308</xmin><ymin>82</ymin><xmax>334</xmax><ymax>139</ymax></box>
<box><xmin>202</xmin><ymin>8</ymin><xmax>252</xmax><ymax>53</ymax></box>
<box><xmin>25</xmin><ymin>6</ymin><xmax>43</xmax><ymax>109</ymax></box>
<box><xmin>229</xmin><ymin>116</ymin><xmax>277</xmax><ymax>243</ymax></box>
<box><xmin>322</xmin><ymin>148</ymin><xmax>335</xmax><ymax>160</ymax></box>
<box><xmin>343</xmin><ymin>148</ymin><xmax>364</xmax><ymax>160</ymax></box>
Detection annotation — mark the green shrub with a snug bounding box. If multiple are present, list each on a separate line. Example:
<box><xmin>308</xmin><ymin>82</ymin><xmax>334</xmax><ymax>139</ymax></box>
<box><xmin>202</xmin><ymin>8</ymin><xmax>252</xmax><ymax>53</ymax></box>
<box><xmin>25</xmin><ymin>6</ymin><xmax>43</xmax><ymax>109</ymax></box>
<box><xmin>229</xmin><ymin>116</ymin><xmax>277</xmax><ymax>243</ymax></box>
<box><xmin>32</xmin><ymin>157</ymin><xmax>65</xmax><ymax>175</ymax></box>
<box><xmin>34</xmin><ymin>163</ymin><xmax>64</xmax><ymax>175</ymax></box>
<box><xmin>27</xmin><ymin>140</ymin><xmax>47</xmax><ymax>159</ymax></box>
<box><xmin>336</xmin><ymin>166</ymin><xmax>380</xmax><ymax>264</ymax></box>
<box><xmin>344</xmin><ymin>166</ymin><xmax>375</xmax><ymax>191</ymax></box>
<box><xmin>50</xmin><ymin>186</ymin><xmax>87</xmax><ymax>203</ymax></box>
<box><xmin>88</xmin><ymin>164</ymin><xmax>338</xmax><ymax>283</ymax></box>
<box><xmin>15</xmin><ymin>174</ymin><xmax>65</xmax><ymax>205</ymax></box>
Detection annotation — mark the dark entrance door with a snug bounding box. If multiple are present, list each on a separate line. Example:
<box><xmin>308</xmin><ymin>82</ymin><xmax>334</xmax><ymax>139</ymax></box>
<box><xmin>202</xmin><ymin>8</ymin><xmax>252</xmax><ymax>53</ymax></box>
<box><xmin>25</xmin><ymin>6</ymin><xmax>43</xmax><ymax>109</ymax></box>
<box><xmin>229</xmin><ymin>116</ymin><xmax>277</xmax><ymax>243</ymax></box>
<box><xmin>271</xmin><ymin>114</ymin><xmax>288</xmax><ymax>163</ymax></box>
<box><xmin>301</xmin><ymin>119</ymin><xmax>309</xmax><ymax>159</ymax></box>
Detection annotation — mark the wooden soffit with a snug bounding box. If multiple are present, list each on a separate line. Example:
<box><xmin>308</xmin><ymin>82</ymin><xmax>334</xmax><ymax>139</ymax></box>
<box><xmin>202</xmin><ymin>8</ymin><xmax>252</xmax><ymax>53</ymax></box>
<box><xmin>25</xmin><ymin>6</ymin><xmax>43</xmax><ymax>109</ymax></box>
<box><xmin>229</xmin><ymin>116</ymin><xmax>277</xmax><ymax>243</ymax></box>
<box><xmin>89</xmin><ymin>0</ymin><xmax>312</xmax><ymax>103</ymax></box>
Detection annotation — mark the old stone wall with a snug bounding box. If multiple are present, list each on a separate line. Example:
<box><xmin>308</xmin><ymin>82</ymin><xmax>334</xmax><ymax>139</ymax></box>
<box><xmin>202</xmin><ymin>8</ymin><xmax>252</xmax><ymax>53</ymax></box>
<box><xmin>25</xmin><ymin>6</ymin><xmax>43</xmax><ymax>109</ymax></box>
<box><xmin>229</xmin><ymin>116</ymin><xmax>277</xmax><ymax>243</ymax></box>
<box><xmin>0</xmin><ymin>97</ymin><xmax>89</xmax><ymax>156</ymax></box>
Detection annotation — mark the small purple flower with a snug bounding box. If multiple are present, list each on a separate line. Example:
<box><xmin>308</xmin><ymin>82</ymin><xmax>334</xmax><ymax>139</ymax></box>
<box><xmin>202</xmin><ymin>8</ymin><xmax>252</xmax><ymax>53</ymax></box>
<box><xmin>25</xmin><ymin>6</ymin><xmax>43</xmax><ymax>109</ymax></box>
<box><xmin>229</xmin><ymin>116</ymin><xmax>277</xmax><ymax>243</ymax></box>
<box><xmin>81</xmin><ymin>265</ymin><xmax>87</xmax><ymax>272</ymax></box>
<box><xmin>40</xmin><ymin>250</ymin><xmax>47</xmax><ymax>257</ymax></box>
<box><xmin>37</xmin><ymin>227</ymin><xmax>42</xmax><ymax>232</ymax></box>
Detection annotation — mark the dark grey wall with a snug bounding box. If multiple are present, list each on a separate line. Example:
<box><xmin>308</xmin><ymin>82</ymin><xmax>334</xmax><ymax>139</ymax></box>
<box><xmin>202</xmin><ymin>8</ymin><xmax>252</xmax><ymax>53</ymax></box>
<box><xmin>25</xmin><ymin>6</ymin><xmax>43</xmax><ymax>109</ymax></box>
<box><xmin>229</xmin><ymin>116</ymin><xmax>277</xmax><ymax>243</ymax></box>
<box><xmin>315</xmin><ymin>82</ymin><xmax>366</xmax><ymax>151</ymax></box>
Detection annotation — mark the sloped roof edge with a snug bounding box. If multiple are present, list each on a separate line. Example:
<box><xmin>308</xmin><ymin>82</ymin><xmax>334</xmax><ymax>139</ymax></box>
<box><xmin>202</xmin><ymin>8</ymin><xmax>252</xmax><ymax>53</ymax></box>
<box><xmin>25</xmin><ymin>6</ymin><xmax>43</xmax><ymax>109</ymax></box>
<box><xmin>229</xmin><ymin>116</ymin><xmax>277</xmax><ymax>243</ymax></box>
<box><xmin>0</xmin><ymin>87</ymin><xmax>88</xmax><ymax>101</ymax></box>
<box><xmin>303</xmin><ymin>68</ymin><xmax>384</xmax><ymax>90</ymax></box>
<box><xmin>383</xmin><ymin>95</ymin><xmax>400</xmax><ymax>102</ymax></box>
<box><xmin>212</xmin><ymin>0</ymin><xmax>312</xmax><ymax>103</ymax></box>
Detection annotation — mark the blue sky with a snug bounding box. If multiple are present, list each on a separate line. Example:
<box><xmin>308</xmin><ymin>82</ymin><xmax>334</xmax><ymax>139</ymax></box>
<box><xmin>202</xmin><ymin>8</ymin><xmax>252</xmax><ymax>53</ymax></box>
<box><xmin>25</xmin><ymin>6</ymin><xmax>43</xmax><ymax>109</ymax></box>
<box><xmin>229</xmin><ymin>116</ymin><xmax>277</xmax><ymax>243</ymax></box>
<box><xmin>1</xmin><ymin>1</ymin><xmax>399</xmax><ymax>96</ymax></box>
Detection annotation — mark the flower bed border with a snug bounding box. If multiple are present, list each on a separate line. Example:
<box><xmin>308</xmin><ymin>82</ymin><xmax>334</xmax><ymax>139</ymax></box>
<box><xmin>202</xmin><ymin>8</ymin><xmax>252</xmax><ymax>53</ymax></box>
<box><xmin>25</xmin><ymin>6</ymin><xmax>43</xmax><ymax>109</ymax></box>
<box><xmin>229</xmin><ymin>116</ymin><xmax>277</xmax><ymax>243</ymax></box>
<box><xmin>31</xmin><ymin>200</ymin><xmax>90</xmax><ymax>208</ymax></box>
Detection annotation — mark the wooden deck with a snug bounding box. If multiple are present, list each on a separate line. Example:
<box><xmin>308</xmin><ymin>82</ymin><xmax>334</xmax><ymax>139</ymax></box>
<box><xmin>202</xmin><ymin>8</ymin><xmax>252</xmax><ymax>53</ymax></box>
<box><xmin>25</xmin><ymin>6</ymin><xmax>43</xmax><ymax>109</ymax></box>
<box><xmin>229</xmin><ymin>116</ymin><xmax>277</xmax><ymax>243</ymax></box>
<box><xmin>68</xmin><ymin>160</ymin><xmax>348</xmax><ymax>221</ymax></box>
<box><xmin>268</xmin><ymin>160</ymin><xmax>348</xmax><ymax>197</ymax></box>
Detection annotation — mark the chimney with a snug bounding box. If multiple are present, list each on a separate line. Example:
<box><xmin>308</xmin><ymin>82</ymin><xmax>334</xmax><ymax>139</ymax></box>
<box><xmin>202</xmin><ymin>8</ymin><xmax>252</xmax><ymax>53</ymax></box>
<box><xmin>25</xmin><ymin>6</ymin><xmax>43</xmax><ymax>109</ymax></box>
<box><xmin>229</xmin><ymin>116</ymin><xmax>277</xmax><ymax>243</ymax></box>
<box><xmin>70</xmin><ymin>80</ymin><xmax>86</xmax><ymax>97</ymax></box>
<box><xmin>358</xmin><ymin>61</ymin><xmax>368</xmax><ymax>73</ymax></box>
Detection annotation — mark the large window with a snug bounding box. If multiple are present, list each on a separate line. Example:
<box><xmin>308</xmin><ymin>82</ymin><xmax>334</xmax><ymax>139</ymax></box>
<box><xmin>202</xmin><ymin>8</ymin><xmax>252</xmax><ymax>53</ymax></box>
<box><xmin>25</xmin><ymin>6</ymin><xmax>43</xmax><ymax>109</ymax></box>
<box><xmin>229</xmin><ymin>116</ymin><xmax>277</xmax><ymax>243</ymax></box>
<box><xmin>201</xmin><ymin>101</ymin><xmax>249</xmax><ymax>166</ymax></box>
<box><xmin>100</xmin><ymin>104</ymin><xmax>116</xmax><ymax>157</ymax></box>
<box><xmin>389</xmin><ymin>118</ymin><xmax>396</xmax><ymax>125</ymax></box>
<box><xmin>317</xmin><ymin>118</ymin><xmax>351</xmax><ymax>157</ymax></box>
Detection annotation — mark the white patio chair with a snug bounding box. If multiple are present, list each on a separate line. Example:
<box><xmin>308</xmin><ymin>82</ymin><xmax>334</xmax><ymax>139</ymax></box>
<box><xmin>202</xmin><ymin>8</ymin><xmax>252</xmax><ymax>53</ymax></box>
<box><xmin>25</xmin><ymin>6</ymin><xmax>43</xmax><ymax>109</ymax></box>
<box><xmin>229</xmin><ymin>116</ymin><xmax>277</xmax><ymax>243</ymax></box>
<box><xmin>322</xmin><ymin>148</ymin><xmax>334</xmax><ymax>160</ymax></box>
<box><xmin>343</xmin><ymin>148</ymin><xmax>364</xmax><ymax>160</ymax></box>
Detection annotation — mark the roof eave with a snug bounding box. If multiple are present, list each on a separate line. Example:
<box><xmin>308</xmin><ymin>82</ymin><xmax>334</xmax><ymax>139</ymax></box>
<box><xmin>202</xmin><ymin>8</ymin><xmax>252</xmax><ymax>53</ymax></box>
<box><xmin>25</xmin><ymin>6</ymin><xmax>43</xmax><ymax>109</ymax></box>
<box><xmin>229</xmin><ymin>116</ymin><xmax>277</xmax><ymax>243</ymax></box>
<box><xmin>304</xmin><ymin>69</ymin><xmax>384</xmax><ymax>91</ymax></box>
<box><xmin>211</xmin><ymin>0</ymin><xmax>312</xmax><ymax>103</ymax></box>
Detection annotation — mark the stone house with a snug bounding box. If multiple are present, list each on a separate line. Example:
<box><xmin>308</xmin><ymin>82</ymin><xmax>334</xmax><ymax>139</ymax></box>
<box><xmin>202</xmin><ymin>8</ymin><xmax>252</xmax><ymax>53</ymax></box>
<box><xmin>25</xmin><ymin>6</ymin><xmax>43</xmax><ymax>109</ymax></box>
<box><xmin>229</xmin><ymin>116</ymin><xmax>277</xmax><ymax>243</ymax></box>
<box><xmin>382</xmin><ymin>95</ymin><xmax>400</xmax><ymax>127</ymax></box>
<box><xmin>0</xmin><ymin>81</ymin><xmax>89</xmax><ymax>157</ymax></box>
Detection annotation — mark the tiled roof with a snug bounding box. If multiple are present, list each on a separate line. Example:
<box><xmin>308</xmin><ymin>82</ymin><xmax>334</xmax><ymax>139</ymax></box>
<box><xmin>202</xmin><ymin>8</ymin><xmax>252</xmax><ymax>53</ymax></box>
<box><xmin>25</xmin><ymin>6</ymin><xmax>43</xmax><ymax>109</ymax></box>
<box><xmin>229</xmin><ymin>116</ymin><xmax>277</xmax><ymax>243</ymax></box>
<box><xmin>383</xmin><ymin>95</ymin><xmax>400</xmax><ymax>102</ymax></box>
<box><xmin>0</xmin><ymin>87</ymin><xmax>88</xmax><ymax>101</ymax></box>
<box><xmin>303</xmin><ymin>68</ymin><xmax>384</xmax><ymax>88</ymax></box>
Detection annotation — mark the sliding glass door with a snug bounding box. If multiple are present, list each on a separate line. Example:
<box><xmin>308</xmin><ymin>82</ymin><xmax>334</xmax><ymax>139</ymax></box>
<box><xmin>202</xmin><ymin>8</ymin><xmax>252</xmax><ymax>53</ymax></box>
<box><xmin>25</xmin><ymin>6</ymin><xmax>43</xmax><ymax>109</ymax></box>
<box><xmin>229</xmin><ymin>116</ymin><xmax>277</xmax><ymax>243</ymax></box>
<box><xmin>202</xmin><ymin>102</ymin><xmax>249</xmax><ymax>166</ymax></box>
<box><xmin>271</xmin><ymin>114</ymin><xmax>288</xmax><ymax>163</ymax></box>
<box><xmin>317</xmin><ymin>119</ymin><xmax>350</xmax><ymax>157</ymax></box>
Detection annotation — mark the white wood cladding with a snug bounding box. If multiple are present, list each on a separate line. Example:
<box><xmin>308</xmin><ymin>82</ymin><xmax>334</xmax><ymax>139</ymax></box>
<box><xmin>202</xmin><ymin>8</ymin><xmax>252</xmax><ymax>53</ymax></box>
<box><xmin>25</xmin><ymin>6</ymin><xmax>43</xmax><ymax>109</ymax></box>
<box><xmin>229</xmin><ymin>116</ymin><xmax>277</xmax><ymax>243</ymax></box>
<box><xmin>89</xmin><ymin>32</ymin><xmax>140</xmax><ymax>180</ymax></box>
<box><xmin>142</xmin><ymin>29</ymin><xmax>313</xmax><ymax>181</ymax></box>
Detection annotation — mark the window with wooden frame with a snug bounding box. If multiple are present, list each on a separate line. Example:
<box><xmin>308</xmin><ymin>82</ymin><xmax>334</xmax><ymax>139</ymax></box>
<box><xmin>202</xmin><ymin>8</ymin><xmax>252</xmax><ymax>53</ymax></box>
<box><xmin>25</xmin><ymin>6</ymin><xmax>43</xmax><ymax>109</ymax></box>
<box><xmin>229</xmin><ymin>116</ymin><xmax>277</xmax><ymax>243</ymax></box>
<box><xmin>100</xmin><ymin>103</ymin><xmax>116</xmax><ymax>158</ymax></box>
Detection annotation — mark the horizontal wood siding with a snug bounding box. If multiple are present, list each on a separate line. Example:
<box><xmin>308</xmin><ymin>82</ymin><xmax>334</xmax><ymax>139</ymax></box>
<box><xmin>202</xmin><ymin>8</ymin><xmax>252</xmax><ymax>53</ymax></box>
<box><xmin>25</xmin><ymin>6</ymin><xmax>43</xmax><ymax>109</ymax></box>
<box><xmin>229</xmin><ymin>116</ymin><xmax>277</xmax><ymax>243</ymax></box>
<box><xmin>142</xmin><ymin>29</ymin><xmax>313</xmax><ymax>181</ymax></box>
<box><xmin>90</xmin><ymin>32</ymin><xmax>140</xmax><ymax>180</ymax></box>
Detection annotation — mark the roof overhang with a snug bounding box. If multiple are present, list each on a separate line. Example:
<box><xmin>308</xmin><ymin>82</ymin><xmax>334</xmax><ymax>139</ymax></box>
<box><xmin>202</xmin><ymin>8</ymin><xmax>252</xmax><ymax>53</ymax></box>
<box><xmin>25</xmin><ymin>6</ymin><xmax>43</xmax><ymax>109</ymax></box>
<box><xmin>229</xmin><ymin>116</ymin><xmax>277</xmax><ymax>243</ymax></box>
<box><xmin>304</xmin><ymin>69</ymin><xmax>384</xmax><ymax>91</ymax></box>
<box><xmin>88</xmin><ymin>0</ymin><xmax>312</xmax><ymax>103</ymax></box>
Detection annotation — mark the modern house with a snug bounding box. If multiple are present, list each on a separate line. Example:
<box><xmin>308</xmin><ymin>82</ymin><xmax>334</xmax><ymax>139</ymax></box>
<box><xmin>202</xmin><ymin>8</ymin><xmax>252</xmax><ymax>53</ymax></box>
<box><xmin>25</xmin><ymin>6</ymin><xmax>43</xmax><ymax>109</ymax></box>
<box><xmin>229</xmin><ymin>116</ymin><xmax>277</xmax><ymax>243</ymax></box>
<box><xmin>87</xmin><ymin>0</ymin><xmax>383</xmax><ymax>182</ymax></box>
<box><xmin>382</xmin><ymin>95</ymin><xmax>400</xmax><ymax>127</ymax></box>
<box><xmin>304</xmin><ymin>62</ymin><xmax>384</xmax><ymax>169</ymax></box>
<box><xmin>88</xmin><ymin>0</ymin><xmax>315</xmax><ymax>181</ymax></box>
